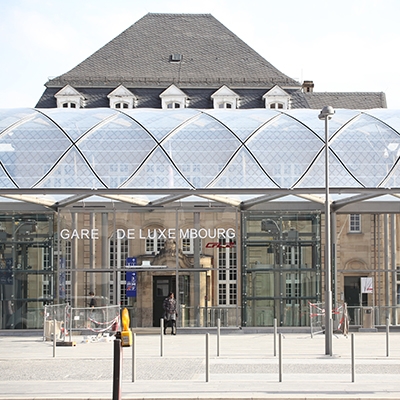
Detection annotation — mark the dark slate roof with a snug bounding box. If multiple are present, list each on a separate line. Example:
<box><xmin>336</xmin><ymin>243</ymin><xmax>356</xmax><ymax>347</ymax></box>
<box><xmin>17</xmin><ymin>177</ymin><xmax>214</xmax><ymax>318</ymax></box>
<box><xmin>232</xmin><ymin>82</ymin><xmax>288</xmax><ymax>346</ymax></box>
<box><xmin>292</xmin><ymin>92</ymin><xmax>387</xmax><ymax>109</ymax></box>
<box><xmin>45</xmin><ymin>13</ymin><xmax>300</xmax><ymax>89</ymax></box>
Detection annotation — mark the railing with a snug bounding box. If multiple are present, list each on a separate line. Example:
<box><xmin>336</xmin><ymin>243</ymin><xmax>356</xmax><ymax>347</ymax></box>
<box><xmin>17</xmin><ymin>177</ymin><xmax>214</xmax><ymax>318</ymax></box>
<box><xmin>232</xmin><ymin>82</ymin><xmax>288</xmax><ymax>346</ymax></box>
<box><xmin>347</xmin><ymin>305</ymin><xmax>400</xmax><ymax>326</ymax></box>
<box><xmin>179</xmin><ymin>305</ymin><xmax>239</xmax><ymax>327</ymax></box>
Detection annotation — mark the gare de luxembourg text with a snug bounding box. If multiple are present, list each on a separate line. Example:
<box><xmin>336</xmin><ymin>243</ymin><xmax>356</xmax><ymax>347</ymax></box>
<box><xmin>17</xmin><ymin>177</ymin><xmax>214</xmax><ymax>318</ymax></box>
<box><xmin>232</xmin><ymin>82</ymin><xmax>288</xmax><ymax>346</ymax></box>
<box><xmin>60</xmin><ymin>227</ymin><xmax>236</xmax><ymax>240</ymax></box>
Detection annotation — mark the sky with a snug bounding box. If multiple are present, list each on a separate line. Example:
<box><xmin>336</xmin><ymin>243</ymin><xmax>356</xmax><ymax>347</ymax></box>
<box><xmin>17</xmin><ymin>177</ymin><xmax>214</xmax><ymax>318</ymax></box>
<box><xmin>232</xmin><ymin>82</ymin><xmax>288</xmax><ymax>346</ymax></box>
<box><xmin>1</xmin><ymin>0</ymin><xmax>400</xmax><ymax>108</ymax></box>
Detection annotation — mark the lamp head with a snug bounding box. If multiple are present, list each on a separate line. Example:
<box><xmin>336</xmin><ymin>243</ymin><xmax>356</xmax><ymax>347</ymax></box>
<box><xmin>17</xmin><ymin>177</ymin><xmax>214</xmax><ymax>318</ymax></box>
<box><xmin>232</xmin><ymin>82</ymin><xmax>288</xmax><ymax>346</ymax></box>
<box><xmin>318</xmin><ymin>106</ymin><xmax>335</xmax><ymax>120</ymax></box>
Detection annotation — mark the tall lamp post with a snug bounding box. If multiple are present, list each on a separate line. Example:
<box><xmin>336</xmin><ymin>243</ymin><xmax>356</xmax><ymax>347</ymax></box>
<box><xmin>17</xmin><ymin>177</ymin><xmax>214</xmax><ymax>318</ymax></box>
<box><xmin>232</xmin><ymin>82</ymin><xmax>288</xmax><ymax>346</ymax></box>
<box><xmin>318</xmin><ymin>106</ymin><xmax>335</xmax><ymax>356</ymax></box>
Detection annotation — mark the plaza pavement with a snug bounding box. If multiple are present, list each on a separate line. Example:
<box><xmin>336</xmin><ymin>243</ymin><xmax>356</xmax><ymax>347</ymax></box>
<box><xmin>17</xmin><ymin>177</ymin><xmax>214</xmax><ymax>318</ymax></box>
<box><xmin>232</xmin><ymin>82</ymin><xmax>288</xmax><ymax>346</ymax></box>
<box><xmin>1</xmin><ymin>328</ymin><xmax>400</xmax><ymax>400</ymax></box>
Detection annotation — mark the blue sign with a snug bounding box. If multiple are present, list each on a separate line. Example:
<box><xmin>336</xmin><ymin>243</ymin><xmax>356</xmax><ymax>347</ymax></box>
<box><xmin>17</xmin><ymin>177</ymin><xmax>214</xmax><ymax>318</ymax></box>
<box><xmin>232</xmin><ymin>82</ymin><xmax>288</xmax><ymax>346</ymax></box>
<box><xmin>126</xmin><ymin>257</ymin><xmax>137</xmax><ymax>267</ymax></box>
<box><xmin>126</xmin><ymin>271</ymin><xmax>137</xmax><ymax>297</ymax></box>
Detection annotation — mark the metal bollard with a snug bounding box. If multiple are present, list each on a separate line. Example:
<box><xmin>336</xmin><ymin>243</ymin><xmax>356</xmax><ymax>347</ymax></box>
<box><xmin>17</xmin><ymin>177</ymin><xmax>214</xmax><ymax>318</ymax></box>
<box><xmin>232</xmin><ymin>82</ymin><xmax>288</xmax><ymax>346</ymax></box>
<box><xmin>351</xmin><ymin>333</ymin><xmax>355</xmax><ymax>382</ymax></box>
<box><xmin>386</xmin><ymin>318</ymin><xmax>390</xmax><ymax>357</ymax></box>
<box><xmin>278</xmin><ymin>333</ymin><xmax>282</xmax><ymax>382</ymax></box>
<box><xmin>52</xmin><ymin>319</ymin><xmax>56</xmax><ymax>358</ymax></box>
<box><xmin>205</xmin><ymin>333</ymin><xmax>210</xmax><ymax>382</ymax></box>
<box><xmin>273</xmin><ymin>318</ymin><xmax>277</xmax><ymax>357</ymax></box>
<box><xmin>217</xmin><ymin>318</ymin><xmax>220</xmax><ymax>357</ymax></box>
<box><xmin>112</xmin><ymin>339</ymin><xmax>122</xmax><ymax>400</ymax></box>
<box><xmin>132</xmin><ymin>332</ymin><xmax>136</xmax><ymax>382</ymax></box>
<box><xmin>160</xmin><ymin>318</ymin><xmax>164</xmax><ymax>357</ymax></box>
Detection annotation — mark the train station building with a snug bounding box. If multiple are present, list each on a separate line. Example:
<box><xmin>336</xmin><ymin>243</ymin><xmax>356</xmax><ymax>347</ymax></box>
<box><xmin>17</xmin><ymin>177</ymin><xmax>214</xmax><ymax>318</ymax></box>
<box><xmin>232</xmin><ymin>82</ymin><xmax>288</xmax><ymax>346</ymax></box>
<box><xmin>1</xmin><ymin>13</ymin><xmax>398</xmax><ymax>330</ymax></box>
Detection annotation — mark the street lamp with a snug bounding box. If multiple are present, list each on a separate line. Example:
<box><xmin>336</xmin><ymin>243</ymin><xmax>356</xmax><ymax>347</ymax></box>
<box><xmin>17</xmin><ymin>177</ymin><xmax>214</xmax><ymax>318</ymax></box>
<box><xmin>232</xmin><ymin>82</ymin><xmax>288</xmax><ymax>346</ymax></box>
<box><xmin>318</xmin><ymin>106</ymin><xmax>335</xmax><ymax>356</ymax></box>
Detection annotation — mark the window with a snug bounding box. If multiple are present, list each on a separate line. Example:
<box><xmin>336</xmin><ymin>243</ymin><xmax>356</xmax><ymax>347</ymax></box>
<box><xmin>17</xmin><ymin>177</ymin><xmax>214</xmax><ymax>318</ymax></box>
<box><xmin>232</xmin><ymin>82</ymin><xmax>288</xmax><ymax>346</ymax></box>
<box><xmin>285</xmin><ymin>273</ymin><xmax>300</xmax><ymax>304</ymax></box>
<box><xmin>262</xmin><ymin>85</ymin><xmax>290</xmax><ymax>110</ymax></box>
<box><xmin>108</xmin><ymin>85</ymin><xmax>137</xmax><ymax>109</ymax></box>
<box><xmin>167</xmin><ymin>102</ymin><xmax>181</xmax><ymax>109</ymax></box>
<box><xmin>218</xmin><ymin>237</ymin><xmax>237</xmax><ymax>305</ymax></box>
<box><xmin>218</xmin><ymin>102</ymin><xmax>233</xmax><ymax>109</ymax></box>
<box><xmin>54</xmin><ymin>84</ymin><xmax>84</xmax><ymax>108</ymax></box>
<box><xmin>109</xmin><ymin>232</ymin><xmax>129</xmax><ymax>306</ymax></box>
<box><xmin>181</xmin><ymin>237</ymin><xmax>202</xmax><ymax>254</ymax></box>
<box><xmin>62</xmin><ymin>102</ymin><xmax>77</xmax><ymax>108</ymax></box>
<box><xmin>145</xmin><ymin>237</ymin><xmax>165</xmax><ymax>254</ymax></box>
<box><xmin>160</xmin><ymin>84</ymin><xmax>188</xmax><ymax>109</ymax></box>
<box><xmin>115</xmin><ymin>102</ymin><xmax>129</xmax><ymax>109</ymax></box>
<box><xmin>269</xmin><ymin>102</ymin><xmax>284</xmax><ymax>109</ymax></box>
<box><xmin>211</xmin><ymin>85</ymin><xmax>239</xmax><ymax>109</ymax></box>
<box><xmin>349</xmin><ymin>214</ymin><xmax>361</xmax><ymax>232</ymax></box>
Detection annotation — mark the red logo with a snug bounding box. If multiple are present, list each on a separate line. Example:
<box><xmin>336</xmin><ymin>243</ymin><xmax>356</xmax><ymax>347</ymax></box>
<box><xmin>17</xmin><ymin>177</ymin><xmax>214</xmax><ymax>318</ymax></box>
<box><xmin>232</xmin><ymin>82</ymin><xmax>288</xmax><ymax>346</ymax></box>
<box><xmin>205</xmin><ymin>242</ymin><xmax>236</xmax><ymax>249</ymax></box>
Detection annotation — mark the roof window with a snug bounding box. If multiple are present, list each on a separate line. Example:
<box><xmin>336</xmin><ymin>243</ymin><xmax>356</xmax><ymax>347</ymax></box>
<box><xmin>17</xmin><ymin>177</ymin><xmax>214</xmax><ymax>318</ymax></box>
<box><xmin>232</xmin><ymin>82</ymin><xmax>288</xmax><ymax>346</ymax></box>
<box><xmin>211</xmin><ymin>85</ymin><xmax>240</xmax><ymax>109</ymax></box>
<box><xmin>54</xmin><ymin>85</ymin><xmax>85</xmax><ymax>108</ymax></box>
<box><xmin>107</xmin><ymin>85</ymin><xmax>137</xmax><ymax>109</ymax></box>
<box><xmin>159</xmin><ymin>84</ymin><xmax>188</xmax><ymax>109</ymax></box>
<box><xmin>170</xmin><ymin>54</ymin><xmax>182</xmax><ymax>62</ymax></box>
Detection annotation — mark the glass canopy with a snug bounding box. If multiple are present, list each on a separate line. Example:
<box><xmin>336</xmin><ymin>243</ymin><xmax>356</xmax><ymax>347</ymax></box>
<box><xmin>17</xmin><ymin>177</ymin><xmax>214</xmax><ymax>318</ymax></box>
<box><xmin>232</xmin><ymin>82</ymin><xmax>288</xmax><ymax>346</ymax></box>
<box><xmin>1</xmin><ymin>107</ymin><xmax>400</xmax><ymax>211</ymax></box>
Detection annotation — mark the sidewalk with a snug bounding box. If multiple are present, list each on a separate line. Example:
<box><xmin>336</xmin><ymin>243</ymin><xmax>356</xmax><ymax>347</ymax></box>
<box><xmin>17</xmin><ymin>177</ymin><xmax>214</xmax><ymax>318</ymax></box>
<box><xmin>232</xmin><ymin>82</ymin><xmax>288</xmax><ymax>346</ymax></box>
<box><xmin>1</xmin><ymin>330</ymin><xmax>400</xmax><ymax>399</ymax></box>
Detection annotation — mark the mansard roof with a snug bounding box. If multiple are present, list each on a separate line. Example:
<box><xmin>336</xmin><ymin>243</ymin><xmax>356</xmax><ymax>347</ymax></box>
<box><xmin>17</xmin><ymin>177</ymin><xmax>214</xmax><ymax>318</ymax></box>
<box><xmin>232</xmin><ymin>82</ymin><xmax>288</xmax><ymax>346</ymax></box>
<box><xmin>44</xmin><ymin>13</ymin><xmax>300</xmax><ymax>89</ymax></box>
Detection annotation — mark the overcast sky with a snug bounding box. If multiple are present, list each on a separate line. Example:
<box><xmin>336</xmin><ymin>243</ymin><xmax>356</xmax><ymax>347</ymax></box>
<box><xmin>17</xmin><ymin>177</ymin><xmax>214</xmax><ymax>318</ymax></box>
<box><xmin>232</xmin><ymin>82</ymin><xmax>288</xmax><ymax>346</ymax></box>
<box><xmin>1</xmin><ymin>0</ymin><xmax>399</xmax><ymax>108</ymax></box>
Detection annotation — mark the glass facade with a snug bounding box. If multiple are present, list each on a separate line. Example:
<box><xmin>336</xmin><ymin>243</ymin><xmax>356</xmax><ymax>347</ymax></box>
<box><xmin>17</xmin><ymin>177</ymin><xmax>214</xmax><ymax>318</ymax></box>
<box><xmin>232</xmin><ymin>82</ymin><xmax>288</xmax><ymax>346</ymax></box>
<box><xmin>2</xmin><ymin>107</ymin><xmax>400</xmax><ymax>330</ymax></box>
<box><xmin>242</xmin><ymin>211</ymin><xmax>321</xmax><ymax>327</ymax></box>
<box><xmin>0</xmin><ymin>213</ymin><xmax>54</xmax><ymax>329</ymax></box>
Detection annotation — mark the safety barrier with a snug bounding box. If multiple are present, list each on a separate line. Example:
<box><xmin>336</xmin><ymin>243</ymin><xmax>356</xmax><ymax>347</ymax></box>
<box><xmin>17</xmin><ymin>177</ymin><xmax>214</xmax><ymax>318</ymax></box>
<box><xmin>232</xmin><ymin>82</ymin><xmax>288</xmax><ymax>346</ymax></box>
<box><xmin>44</xmin><ymin>303</ymin><xmax>120</xmax><ymax>341</ymax></box>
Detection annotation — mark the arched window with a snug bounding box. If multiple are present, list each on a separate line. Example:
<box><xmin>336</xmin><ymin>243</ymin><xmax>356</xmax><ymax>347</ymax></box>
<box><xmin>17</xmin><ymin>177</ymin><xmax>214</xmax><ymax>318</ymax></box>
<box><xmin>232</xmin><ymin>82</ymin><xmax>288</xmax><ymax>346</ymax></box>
<box><xmin>55</xmin><ymin>85</ymin><xmax>84</xmax><ymax>108</ymax></box>
<box><xmin>159</xmin><ymin>84</ymin><xmax>188</xmax><ymax>109</ymax></box>
<box><xmin>218</xmin><ymin>236</ymin><xmax>237</xmax><ymax>305</ymax></box>
<box><xmin>269</xmin><ymin>102</ymin><xmax>284</xmax><ymax>109</ymax></box>
<box><xmin>218</xmin><ymin>102</ymin><xmax>233</xmax><ymax>109</ymax></box>
<box><xmin>211</xmin><ymin>85</ymin><xmax>239</xmax><ymax>109</ymax></box>
<box><xmin>166</xmin><ymin>102</ymin><xmax>182</xmax><ymax>109</ymax></box>
<box><xmin>62</xmin><ymin>102</ymin><xmax>77</xmax><ymax>108</ymax></box>
<box><xmin>109</xmin><ymin>232</ymin><xmax>129</xmax><ymax>306</ymax></box>
<box><xmin>108</xmin><ymin>85</ymin><xmax>137</xmax><ymax>109</ymax></box>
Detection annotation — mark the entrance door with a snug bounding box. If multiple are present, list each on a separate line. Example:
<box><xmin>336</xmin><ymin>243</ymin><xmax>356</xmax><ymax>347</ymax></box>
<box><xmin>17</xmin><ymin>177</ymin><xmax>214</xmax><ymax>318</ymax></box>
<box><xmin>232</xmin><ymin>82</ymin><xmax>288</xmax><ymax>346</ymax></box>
<box><xmin>153</xmin><ymin>276</ymin><xmax>175</xmax><ymax>327</ymax></box>
<box><xmin>344</xmin><ymin>276</ymin><xmax>367</xmax><ymax>324</ymax></box>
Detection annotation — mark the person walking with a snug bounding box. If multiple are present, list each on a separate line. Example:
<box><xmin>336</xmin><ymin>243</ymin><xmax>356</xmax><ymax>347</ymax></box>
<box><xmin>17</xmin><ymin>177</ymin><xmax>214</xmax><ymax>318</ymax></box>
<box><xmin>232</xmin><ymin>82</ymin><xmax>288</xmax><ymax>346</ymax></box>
<box><xmin>163</xmin><ymin>292</ymin><xmax>178</xmax><ymax>335</ymax></box>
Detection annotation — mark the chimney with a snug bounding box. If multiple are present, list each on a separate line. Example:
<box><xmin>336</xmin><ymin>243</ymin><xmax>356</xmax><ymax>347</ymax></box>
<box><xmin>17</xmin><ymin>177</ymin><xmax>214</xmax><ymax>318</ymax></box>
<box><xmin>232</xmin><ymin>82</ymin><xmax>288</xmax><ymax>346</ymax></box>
<box><xmin>302</xmin><ymin>80</ymin><xmax>314</xmax><ymax>93</ymax></box>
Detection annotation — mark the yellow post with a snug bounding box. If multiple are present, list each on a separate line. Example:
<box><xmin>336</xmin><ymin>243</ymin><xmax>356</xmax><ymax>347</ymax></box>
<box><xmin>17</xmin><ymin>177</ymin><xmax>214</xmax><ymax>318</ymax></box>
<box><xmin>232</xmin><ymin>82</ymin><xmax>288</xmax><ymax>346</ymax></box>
<box><xmin>121</xmin><ymin>308</ymin><xmax>132</xmax><ymax>347</ymax></box>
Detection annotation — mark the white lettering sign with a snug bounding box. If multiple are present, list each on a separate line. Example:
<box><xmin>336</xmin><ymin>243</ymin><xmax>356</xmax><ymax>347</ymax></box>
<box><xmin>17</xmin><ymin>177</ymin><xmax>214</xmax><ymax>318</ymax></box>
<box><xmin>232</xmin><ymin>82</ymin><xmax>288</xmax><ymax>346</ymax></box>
<box><xmin>59</xmin><ymin>227</ymin><xmax>235</xmax><ymax>240</ymax></box>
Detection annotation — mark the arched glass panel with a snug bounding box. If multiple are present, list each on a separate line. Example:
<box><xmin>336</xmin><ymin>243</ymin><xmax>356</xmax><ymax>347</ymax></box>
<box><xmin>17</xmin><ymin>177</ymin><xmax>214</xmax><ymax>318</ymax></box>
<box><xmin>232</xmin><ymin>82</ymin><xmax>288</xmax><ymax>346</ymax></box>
<box><xmin>247</xmin><ymin>114</ymin><xmax>321</xmax><ymax>188</ymax></box>
<box><xmin>77</xmin><ymin>114</ymin><xmax>157</xmax><ymax>187</ymax></box>
<box><xmin>161</xmin><ymin>113</ymin><xmax>241</xmax><ymax>187</ymax></box>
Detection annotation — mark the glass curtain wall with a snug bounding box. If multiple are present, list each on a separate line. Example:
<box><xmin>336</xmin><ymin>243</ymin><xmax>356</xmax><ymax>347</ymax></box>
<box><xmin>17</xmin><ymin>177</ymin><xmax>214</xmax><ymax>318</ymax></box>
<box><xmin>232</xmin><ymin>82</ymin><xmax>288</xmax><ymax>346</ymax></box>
<box><xmin>56</xmin><ymin>205</ymin><xmax>240</xmax><ymax>328</ymax></box>
<box><xmin>242</xmin><ymin>211</ymin><xmax>321</xmax><ymax>327</ymax></box>
<box><xmin>0</xmin><ymin>213</ymin><xmax>54</xmax><ymax>329</ymax></box>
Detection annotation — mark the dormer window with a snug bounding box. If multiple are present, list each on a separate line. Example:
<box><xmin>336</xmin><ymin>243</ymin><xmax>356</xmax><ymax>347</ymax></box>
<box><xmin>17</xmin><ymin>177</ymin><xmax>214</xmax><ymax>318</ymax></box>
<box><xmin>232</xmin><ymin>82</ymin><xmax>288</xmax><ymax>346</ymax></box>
<box><xmin>167</xmin><ymin>102</ymin><xmax>181</xmax><ymax>109</ymax></box>
<box><xmin>211</xmin><ymin>86</ymin><xmax>240</xmax><ymax>109</ymax></box>
<box><xmin>114</xmin><ymin>102</ymin><xmax>129</xmax><ymax>109</ymax></box>
<box><xmin>262</xmin><ymin>85</ymin><xmax>290</xmax><ymax>110</ymax></box>
<box><xmin>159</xmin><ymin>84</ymin><xmax>188</xmax><ymax>109</ymax></box>
<box><xmin>62</xmin><ymin>102</ymin><xmax>77</xmax><ymax>108</ymax></box>
<box><xmin>54</xmin><ymin>85</ymin><xmax>85</xmax><ymax>108</ymax></box>
<box><xmin>108</xmin><ymin>85</ymin><xmax>137</xmax><ymax>109</ymax></box>
<box><xmin>269</xmin><ymin>103</ymin><xmax>284</xmax><ymax>109</ymax></box>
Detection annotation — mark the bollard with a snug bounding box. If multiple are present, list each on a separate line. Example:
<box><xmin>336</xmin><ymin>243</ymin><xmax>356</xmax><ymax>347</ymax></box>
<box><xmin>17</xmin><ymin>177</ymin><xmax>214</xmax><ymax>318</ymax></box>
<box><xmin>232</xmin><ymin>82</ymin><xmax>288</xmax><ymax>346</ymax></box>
<box><xmin>52</xmin><ymin>319</ymin><xmax>56</xmax><ymax>358</ymax></box>
<box><xmin>205</xmin><ymin>333</ymin><xmax>210</xmax><ymax>382</ymax></box>
<box><xmin>278</xmin><ymin>333</ymin><xmax>282</xmax><ymax>382</ymax></box>
<box><xmin>273</xmin><ymin>318</ymin><xmax>277</xmax><ymax>357</ymax></box>
<box><xmin>217</xmin><ymin>318</ymin><xmax>220</xmax><ymax>357</ymax></box>
<box><xmin>386</xmin><ymin>318</ymin><xmax>390</xmax><ymax>357</ymax></box>
<box><xmin>160</xmin><ymin>318</ymin><xmax>164</xmax><ymax>357</ymax></box>
<box><xmin>112</xmin><ymin>338</ymin><xmax>122</xmax><ymax>400</ymax></box>
<box><xmin>132</xmin><ymin>332</ymin><xmax>136</xmax><ymax>382</ymax></box>
<box><xmin>351</xmin><ymin>333</ymin><xmax>355</xmax><ymax>382</ymax></box>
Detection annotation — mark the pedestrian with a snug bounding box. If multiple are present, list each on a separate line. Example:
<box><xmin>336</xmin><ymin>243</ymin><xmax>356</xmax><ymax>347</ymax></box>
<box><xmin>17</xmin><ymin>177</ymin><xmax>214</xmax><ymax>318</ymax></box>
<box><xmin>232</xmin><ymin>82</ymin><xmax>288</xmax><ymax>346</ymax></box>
<box><xmin>89</xmin><ymin>291</ymin><xmax>97</xmax><ymax>308</ymax></box>
<box><xmin>163</xmin><ymin>292</ymin><xmax>178</xmax><ymax>335</ymax></box>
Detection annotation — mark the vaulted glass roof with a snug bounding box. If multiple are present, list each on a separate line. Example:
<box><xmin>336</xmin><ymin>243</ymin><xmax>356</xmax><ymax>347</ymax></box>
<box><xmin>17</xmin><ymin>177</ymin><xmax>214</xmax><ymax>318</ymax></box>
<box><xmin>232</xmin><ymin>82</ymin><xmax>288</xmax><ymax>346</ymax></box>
<box><xmin>1</xmin><ymin>107</ymin><xmax>400</xmax><ymax>212</ymax></box>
